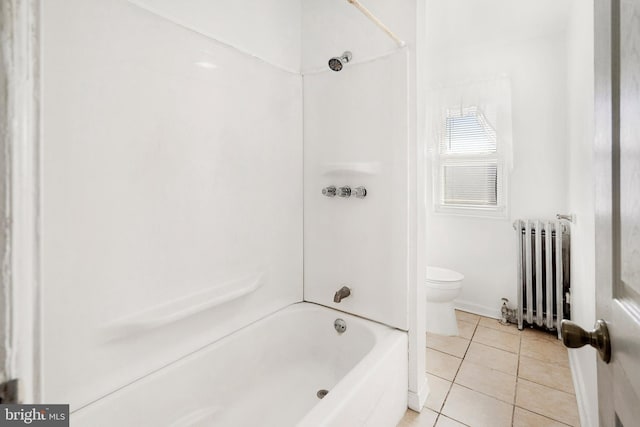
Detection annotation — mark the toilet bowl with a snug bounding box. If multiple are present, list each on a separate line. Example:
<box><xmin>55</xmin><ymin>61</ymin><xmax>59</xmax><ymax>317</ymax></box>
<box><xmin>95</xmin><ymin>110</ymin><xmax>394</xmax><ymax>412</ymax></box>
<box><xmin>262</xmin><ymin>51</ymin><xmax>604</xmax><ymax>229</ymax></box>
<box><xmin>425</xmin><ymin>267</ymin><xmax>464</xmax><ymax>336</ymax></box>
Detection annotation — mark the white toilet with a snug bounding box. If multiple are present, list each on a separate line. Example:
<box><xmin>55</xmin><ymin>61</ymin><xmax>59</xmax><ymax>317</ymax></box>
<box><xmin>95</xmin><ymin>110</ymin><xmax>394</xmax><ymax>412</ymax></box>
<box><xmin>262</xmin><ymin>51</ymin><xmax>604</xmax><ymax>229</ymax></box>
<box><xmin>425</xmin><ymin>266</ymin><xmax>464</xmax><ymax>336</ymax></box>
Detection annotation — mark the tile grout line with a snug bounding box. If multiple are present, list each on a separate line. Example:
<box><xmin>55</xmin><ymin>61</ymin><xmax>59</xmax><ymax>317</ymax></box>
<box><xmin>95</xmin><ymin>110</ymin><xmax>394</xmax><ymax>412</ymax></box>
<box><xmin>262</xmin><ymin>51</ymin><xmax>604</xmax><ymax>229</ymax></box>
<box><xmin>515</xmin><ymin>332</ymin><xmax>578</xmax><ymax>426</ymax></box>
<box><xmin>512</xmin><ymin>330</ymin><xmax>523</xmax><ymax>426</ymax></box>
<box><xmin>435</xmin><ymin>317</ymin><xmax>478</xmax><ymax>427</ymax></box>
<box><xmin>511</xmin><ymin>405</ymin><xmax>574</xmax><ymax>427</ymax></box>
<box><xmin>425</xmin><ymin>314</ymin><xmax>475</xmax><ymax>426</ymax></box>
<box><xmin>451</xmin><ymin>382</ymin><xmax>517</xmax><ymax>407</ymax></box>
<box><xmin>518</xmin><ymin>335</ymin><xmax>579</xmax><ymax>393</ymax></box>
<box><xmin>515</xmin><ymin>376</ymin><xmax>577</xmax><ymax>397</ymax></box>
<box><xmin>462</xmin><ymin>315</ymin><xmax>519</xmax><ymax>425</ymax></box>
<box><xmin>417</xmin><ymin>313</ymin><xmax>578</xmax><ymax>427</ymax></box>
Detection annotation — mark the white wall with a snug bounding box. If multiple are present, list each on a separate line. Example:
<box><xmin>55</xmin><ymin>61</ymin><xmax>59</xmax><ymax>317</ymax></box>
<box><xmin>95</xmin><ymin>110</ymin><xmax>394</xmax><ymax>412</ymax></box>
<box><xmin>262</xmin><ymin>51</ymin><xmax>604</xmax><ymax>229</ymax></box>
<box><xmin>566</xmin><ymin>1</ymin><xmax>598</xmax><ymax>426</ymax></box>
<box><xmin>425</xmin><ymin>32</ymin><xmax>569</xmax><ymax>316</ymax></box>
<box><xmin>41</xmin><ymin>0</ymin><xmax>302</xmax><ymax>409</ymax></box>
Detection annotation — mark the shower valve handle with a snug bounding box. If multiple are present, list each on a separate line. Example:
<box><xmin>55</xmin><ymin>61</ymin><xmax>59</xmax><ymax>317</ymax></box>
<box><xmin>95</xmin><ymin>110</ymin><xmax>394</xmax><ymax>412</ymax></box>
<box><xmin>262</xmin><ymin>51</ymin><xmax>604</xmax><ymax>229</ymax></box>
<box><xmin>322</xmin><ymin>186</ymin><xmax>337</xmax><ymax>197</ymax></box>
<box><xmin>353</xmin><ymin>186</ymin><xmax>367</xmax><ymax>198</ymax></box>
<box><xmin>337</xmin><ymin>186</ymin><xmax>351</xmax><ymax>198</ymax></box>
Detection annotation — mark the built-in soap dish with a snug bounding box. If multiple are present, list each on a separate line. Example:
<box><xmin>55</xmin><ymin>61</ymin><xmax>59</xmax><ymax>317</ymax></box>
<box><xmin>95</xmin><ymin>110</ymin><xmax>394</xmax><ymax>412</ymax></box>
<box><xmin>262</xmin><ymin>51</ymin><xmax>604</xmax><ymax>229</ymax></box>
<box><xmin>321</xmin><ymin>162</ymin><xmax>380</xmax><ymax>176</ymax></box>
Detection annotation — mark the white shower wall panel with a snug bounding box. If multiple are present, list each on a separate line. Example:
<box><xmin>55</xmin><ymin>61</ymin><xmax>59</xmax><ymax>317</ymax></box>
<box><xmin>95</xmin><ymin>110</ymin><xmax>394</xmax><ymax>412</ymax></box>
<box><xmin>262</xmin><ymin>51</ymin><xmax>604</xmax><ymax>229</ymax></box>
<box><xmin>41</xmin><ymin>0</ymin><xmax>302</xmax><ymax>409</ymax></box>
<box><xmin>303</xmin><ymin>51</ymin><xmax>409</xmax><ymax>330</ymax></box>
<box><xmin>301</xmin><ymin>0</ymin><xmax>415</xmax><ymax>73</ymax></box>
<box><xmin>128</xmin><ymin>0</ymin><xmax>301</xmax><ymax>71</ymax></box>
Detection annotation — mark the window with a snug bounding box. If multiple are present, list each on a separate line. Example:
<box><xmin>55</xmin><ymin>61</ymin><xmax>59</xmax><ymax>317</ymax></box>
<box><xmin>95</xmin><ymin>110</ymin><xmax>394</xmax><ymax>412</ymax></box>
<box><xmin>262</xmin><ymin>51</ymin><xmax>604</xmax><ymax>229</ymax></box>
<box><xmin>433</xmin><ymin>105</ymin><xmax>507</xmax><ymax>217</ymax></box>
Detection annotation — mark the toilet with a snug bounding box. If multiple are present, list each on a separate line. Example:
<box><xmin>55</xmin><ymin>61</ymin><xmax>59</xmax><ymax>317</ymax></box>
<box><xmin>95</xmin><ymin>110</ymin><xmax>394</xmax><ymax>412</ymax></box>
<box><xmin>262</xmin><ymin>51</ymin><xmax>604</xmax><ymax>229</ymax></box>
<box><xmin>425</xmin><ymin>266</ymin><xmax>464</xmax><ymax>336</ymax></box>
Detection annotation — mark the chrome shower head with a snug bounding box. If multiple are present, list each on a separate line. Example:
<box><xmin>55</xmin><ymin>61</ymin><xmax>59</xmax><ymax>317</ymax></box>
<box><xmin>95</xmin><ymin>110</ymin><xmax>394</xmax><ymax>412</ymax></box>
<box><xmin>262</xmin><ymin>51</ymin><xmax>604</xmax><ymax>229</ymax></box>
<box><xmin>328</xmin><ymin>51</ymin><xmax>352</xmax><ymax>72</ymax></box>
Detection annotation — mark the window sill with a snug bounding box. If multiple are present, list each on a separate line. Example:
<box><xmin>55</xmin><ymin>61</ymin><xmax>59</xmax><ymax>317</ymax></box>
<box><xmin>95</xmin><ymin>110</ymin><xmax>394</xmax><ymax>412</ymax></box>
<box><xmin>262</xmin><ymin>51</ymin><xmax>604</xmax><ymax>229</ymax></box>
<box><xmin>433</xmin><ymin>204</ymin><xmax>509</xmax><ymax>220</ymax></box>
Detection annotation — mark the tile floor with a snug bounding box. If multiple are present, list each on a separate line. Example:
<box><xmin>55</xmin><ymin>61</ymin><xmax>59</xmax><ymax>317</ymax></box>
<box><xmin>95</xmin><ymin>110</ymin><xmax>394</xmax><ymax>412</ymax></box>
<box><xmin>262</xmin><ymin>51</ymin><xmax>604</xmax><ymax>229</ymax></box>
<box><xmin>398</xmin><ymin>310</ymin><xmax>580</xmax><ymax>427</ymax></box>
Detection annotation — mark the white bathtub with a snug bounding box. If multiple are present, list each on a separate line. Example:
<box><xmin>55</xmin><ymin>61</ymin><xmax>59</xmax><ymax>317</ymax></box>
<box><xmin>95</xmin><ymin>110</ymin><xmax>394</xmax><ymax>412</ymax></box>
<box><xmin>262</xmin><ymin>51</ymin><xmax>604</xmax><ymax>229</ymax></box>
<box><xmin>72</xmin><ymin>303</ymin><xmax>408</xmax><ymax>426</ymax></box>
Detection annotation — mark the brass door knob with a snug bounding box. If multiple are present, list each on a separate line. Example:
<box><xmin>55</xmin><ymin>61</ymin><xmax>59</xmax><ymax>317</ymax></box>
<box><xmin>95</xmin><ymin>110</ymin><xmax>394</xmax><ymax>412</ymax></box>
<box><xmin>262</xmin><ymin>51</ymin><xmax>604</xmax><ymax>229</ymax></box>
<box><xmin>561</xmin><ymin>319</ymin><xmax>611</xmax><ymax>363</ymax></box>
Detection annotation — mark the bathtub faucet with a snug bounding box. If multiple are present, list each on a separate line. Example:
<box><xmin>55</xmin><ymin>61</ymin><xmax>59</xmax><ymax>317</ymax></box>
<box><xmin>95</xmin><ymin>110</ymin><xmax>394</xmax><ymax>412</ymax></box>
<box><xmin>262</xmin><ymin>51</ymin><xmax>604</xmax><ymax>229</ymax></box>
<box><xmin>333</xmin><ymin>286</ymin><xmax>351</xmax><ymax>303</ymax></box>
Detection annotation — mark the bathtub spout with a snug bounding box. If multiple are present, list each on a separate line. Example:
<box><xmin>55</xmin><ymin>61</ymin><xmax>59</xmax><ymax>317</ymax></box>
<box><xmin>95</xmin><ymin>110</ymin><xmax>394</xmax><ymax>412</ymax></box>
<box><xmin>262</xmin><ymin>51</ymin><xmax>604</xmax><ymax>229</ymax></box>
<box><xmin>333</xmin><ymin>286</ymin><xmax>351</xmax><ymax>303</ymax></box>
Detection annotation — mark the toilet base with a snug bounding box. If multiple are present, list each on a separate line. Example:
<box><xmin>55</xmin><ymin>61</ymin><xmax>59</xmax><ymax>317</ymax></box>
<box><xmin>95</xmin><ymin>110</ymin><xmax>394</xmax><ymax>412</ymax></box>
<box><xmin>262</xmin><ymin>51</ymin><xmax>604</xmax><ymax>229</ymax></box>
<box><xmin>426</xmin><ymin>301</ymin><xmax>459</xmax><ymax>336</ymax></box>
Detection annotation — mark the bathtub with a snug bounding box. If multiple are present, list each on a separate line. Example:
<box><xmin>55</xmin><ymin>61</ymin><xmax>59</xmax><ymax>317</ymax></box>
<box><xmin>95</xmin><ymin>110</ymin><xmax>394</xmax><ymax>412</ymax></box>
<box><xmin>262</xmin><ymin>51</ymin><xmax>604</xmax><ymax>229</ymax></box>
<box><xmin>72</xmin><ymin>303</ymin><xmax>408</xmax><ymax>426</ymax></box>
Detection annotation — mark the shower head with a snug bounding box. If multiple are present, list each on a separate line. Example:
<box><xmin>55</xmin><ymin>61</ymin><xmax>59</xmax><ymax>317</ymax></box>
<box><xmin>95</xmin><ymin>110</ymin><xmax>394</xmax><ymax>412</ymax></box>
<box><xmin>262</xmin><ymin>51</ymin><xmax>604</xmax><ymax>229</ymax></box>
<box><xmin>328</xmin><ymin>51</ymin><xmax>352</xmax><ymax>72</ymax></box>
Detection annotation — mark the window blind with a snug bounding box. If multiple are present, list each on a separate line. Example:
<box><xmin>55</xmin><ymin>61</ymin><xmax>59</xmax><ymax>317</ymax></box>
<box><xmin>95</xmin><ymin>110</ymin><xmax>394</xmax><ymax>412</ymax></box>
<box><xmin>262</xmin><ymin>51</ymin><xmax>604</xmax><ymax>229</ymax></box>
<box><xmin>437</xmin><ymin>107</ymin><xmax>501</xmax><ymax>210</ymax></box>
<box><xmin>441</xmin><ymin>107</ymin><xmax>497</xmax><ymax>154</ymax></box>
<box><xmin>442</xmin><ymin>161</ymin><xmax>499</xmax><ymax>206</ymax></box>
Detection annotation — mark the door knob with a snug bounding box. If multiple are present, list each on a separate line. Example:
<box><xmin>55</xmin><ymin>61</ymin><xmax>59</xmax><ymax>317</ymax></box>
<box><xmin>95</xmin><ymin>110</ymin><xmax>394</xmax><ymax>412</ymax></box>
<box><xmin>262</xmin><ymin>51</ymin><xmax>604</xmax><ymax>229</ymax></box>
<box><xmin>560</xmin><ymin>319</ymin><xmax>611</xmax><ymax>363</ymax></box>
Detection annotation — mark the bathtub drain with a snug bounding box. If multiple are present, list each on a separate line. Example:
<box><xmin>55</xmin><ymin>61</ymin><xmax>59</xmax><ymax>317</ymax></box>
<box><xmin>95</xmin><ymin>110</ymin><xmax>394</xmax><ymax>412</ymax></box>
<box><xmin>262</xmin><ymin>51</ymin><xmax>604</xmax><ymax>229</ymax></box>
<box><xmin>317</xmin><ymin>389</ymin><xmax>329</xmax><ymax>399</ymax></box>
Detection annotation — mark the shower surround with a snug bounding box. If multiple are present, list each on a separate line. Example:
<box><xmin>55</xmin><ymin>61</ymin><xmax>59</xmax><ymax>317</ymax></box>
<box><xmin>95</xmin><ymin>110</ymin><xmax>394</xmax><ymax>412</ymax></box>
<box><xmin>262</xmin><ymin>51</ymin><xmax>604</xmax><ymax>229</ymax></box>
<box><xmin>18</xmin><ymin>0</ymin><xmax>428</xmax><ymax>423</ymax></box>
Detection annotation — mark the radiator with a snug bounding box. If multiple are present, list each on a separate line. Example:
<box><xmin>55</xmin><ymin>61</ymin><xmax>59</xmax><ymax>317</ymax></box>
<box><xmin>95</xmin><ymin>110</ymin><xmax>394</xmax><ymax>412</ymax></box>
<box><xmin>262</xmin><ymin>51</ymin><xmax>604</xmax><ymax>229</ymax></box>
<box><xmin>514</xmin><ymin>219</ymin><xmax>570</xmax><ymax>338</ymax></box>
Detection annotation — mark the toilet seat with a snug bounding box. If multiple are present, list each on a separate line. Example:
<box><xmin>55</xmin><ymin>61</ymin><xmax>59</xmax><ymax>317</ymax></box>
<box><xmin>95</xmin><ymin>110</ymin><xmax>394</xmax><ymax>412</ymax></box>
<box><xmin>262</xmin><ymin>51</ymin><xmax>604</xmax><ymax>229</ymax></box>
<box><xmin>426</xmin><ymin>280</ymin><xmax>462</xmax><ymax>290</ymax></box>
<box><xmin>426</xmin><ymin>267</ymin><xmax>464</xmax><ymax>286</ymax></box>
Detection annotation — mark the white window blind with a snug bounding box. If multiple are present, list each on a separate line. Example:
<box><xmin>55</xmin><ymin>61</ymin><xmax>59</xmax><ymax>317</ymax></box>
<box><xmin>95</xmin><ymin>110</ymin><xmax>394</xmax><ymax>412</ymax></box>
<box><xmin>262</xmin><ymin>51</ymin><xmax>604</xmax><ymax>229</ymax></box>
<box><xmin>434</xmin><ymin>105</ymin><xmax>506</xmax><ymax>216</ymax></box>
<box><xmin>442</xmin><ymin>107</ymin><xmax>496</xmax><ymax>154</ymax></box>
<box><xmin>442</xmin><ymin>160</ymin><xmax>498</xmax><ymax>206</ymax></box>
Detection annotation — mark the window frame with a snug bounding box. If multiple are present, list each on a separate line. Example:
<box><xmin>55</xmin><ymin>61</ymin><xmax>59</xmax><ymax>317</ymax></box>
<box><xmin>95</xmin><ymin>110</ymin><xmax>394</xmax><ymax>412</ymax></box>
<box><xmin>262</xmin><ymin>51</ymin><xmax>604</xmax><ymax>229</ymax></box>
<box><xmin>432</xmin><ymin>106</ymin><xmax>508</xmax><ymax>218</ymax></box>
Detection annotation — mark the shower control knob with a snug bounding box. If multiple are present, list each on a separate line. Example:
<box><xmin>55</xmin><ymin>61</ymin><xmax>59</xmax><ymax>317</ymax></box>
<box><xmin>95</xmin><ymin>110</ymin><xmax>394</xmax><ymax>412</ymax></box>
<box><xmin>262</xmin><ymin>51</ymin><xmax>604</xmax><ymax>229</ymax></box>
<box><xmin>322</xmin><ymin>186</ymin><xmax>337</xmax><ymax>197</ymax></box>
<box><xmin>353</xmin><ymin>186</ymin><xmax>367</xmax><ymax>198</ymax></box>
<box><xmin>337</xmin><ymin>186</ymin><xmax>351</xmax><ymax>198</ymax></box>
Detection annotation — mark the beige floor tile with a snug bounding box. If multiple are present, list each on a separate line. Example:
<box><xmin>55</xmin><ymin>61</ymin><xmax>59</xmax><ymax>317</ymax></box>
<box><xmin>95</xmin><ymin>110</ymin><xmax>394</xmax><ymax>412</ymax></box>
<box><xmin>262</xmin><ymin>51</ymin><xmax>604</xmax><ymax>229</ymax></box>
<box><xmin>397</xmin><ymin>408</ymin><xmax>438</xmax><ymax>427</ymax></box>
<box><xmin>427</xmin><ymin>333</ymin><xmax>471</xmax><ymax>358</ymax></box>
<box><xmin>457</xmin><ymin>320</ymin><xmax>477</xmax><ymax>339</ymax></box>
<box><xmin>513</xmin><ymin>407</ymin><xmax>570</xmax><ymax>427</ymax></box>
<box><xmin>455</xmin><ymin>310</ymin><xmax>480</xmax><ymax>324</ymax></box>
<box><xmin>454</xmin><ymin>359</ymin><xmax>517</xmax><ymax>403</ymax></box>
<box><xmin>520</xmin><ymin>335</ymin><xmax>569</xmax><ymax>367</ymax></box>
<box><xmin>522</xmin><ymin>327</ymin><xmax>560</xmax><ymax>342</ymax></box>
<box><xmin>441</xmin><ymin>384</ymin><xmax>513</xmax><ymax>427</ymax></box>
<box><xmin>426</xmin><ymin>348</ymin><xmax>462</xmax><ymax>381</ymax></box>
<box><xmin>515</xmin><ymin>379</ymin><xmax>580</xmax><ymax>426</ymax></box>
<box><xmin>435</xmin><ymin>415</ymin><xmax>468</xmax><ymax>427</ymax></box>
<box><xmin>519</xmin><ymin>355</ymin><xmax>575</xmax><ymax>394</ymax></box>
<box><xmin>478</xmin><ymin>316</ymin><xmax>521</xmax><ymax>335</ymax></box>
<box><xmin>473</xmin><ymin>325</ymin><xmax>521</xmax><ymax>353</ymax></box>
<box><xmin>464</xmin><ymin>342</ymin><xmax>518</xmax><ymax>376</ymax></box>
<box><xmin>425</xmin><ymin>374</ymin><xmax>452</xmax><ymax>412</ymax></box>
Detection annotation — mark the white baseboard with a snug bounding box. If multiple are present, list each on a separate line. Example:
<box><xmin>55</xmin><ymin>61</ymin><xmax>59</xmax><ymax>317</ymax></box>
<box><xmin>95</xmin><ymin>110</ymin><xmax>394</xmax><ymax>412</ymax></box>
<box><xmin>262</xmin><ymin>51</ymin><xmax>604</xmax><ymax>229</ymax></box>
<box><xmin>407</xmin><ymin>377</ymin><xmax>429</xmax><ymax>412</ymax></box>
<box><xmin>568</xmin><ymin>350</ymin><xmax>596</xmax><ymax>427</ymax></box>
<box><xmin>454</xmin><ymin>300</ymin><xmax>501</xmax><ymax>319</ymax></box>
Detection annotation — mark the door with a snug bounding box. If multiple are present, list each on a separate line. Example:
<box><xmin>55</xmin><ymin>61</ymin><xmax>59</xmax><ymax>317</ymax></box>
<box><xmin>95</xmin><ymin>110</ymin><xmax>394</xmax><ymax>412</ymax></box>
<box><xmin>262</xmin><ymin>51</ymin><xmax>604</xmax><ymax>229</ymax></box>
<box><xmin>593</xmin><ymin>0</ymin><xmax>640</xmax><ymax>425</ymax></box>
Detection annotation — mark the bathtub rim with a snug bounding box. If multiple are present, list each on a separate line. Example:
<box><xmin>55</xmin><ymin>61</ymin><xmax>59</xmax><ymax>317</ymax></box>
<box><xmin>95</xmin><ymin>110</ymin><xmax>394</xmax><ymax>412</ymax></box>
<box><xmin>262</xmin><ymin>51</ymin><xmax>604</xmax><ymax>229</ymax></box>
<box><xmin>71</xmin><ymin>301</ymin><xmax>407</xmax><ymax>423</ymax></box>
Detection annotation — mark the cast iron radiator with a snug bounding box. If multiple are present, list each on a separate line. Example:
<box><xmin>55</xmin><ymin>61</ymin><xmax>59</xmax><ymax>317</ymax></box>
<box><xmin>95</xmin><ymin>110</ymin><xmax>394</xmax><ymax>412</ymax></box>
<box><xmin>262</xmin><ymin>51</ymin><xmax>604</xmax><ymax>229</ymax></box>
<box><xmin>513</xmin><ymin>219</ymin><xmax>570</xmax><ymax>338</ymax></box>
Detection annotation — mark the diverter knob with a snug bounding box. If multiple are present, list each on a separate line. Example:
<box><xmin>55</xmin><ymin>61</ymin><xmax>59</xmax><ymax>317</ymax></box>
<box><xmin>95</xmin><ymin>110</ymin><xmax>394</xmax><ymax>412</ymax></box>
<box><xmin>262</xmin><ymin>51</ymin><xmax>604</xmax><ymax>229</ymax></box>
<box><xmin>337</xmin><ymin>186</ymin><xmax>351</xmax><ymax>198</ymax></box>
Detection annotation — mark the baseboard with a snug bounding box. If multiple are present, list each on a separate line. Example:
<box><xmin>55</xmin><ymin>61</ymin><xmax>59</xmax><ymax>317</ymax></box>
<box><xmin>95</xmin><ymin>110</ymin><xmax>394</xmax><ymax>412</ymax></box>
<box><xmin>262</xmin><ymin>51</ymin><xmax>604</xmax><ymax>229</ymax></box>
<box><xmin>407</xmin><ymin>377</ymin><xmax>429</xmax><ymax>412</ymax></box>
<box><xmin>568</xmin><ymin>350</ymin><xmax>596</xmax><ymax>427</ymax></box>
<box><xmin>454</xmin><ymin>300</ymin><xmax>501</xmax><ymax>319</ymax></box>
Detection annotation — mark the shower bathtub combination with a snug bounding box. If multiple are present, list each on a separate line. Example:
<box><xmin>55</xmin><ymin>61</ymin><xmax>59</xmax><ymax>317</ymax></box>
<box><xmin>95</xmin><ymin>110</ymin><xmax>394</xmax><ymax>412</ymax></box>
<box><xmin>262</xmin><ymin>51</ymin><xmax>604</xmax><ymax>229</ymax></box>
<box><xmin>72</xmin><ymin>304</ymin><xmax>407</xmax><ymax>426</ymax></box>
<box><xmin>3</xmin><ymin>0</ymin><xmax>423</xmax><ymax>425</ymax></box>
